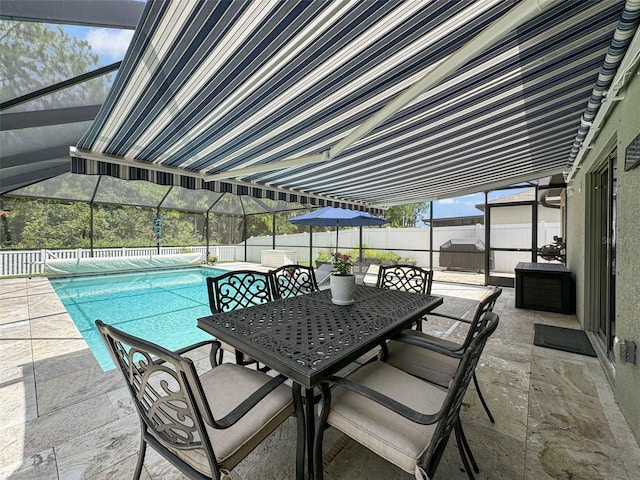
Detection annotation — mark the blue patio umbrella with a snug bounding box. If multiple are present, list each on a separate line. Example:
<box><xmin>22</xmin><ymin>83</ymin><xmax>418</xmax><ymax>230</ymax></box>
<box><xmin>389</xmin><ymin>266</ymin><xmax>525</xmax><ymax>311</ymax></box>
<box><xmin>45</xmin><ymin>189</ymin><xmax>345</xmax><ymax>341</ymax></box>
<box><xmin>288</xmin><ymin>206</ymin><xmax>387</xmax><ymax>253</ymax></box>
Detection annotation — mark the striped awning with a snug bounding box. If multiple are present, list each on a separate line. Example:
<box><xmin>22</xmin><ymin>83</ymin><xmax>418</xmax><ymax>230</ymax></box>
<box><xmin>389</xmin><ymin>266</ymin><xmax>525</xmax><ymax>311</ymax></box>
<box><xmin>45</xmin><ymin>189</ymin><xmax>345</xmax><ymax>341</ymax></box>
<box><xmin>72</xmin><ymin>0</ymin><xmax>633</xmax><ymax>208</ymax></box>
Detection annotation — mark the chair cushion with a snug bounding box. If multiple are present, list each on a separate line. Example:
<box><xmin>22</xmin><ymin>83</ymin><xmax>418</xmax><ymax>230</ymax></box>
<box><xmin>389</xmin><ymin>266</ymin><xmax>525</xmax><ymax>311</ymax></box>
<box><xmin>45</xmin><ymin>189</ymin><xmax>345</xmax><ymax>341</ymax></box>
<box><xmin>415</xmin><ymin>332</ymin><xmax>462</xmax><ymax>352</ymax></box>
<box><xmin>323</xmin><ymin>361</ymin><xmax>447</xmax><ymax>474</ymax></box>
<box><xmin>219</xmin><ymin>340</ymin><xmax>255</xmax><ymax>364</ymax></box>
<box><xmin>386</xmin><ymin>339</ymin><xmax>460</xmax><ymax>388</ymax></box>
<box><xmin>151</xmin><ymin>364</ymin><xmax>293</xmax><ymax>475</ymax></box>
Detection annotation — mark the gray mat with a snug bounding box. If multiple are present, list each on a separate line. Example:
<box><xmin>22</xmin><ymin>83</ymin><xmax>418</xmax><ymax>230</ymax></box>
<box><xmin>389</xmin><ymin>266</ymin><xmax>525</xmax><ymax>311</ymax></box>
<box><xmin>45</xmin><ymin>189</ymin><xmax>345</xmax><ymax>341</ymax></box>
<box><xmin>533</xmin><ymin>324</ymin><xmax>596</xmax><ymax>357</ymax></box>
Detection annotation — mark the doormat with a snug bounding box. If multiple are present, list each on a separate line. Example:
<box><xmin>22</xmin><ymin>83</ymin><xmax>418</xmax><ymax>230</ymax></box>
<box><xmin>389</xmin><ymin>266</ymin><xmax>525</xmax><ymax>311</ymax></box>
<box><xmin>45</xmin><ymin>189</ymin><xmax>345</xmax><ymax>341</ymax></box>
<box><xmin>533</xmin><ymin>324</ymin><xmax>596</xmax><ymax>357</ymax></box>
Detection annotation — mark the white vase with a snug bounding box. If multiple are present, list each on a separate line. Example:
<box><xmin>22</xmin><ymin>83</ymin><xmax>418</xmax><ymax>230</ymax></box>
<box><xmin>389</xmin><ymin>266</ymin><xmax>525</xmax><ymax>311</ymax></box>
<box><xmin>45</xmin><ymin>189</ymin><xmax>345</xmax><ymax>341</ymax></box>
<box><xmin>330</xmin><ymin>274</ymin><xmax>356</xmax><ymax>305</ymax></box>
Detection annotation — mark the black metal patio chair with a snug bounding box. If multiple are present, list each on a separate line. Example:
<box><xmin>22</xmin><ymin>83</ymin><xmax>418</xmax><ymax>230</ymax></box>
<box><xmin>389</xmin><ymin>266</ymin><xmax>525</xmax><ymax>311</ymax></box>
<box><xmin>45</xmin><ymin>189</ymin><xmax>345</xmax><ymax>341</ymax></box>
<box><xmin>376</xmin><ymin>264</ymin><xmax>434</xmax><ymax>329</ymax></box>
<box><xmin>95</xmin><ymin>320</ymin><xmax>296</xmax><ymax>480</ymax></box>
<box><xmin>376</xmin><ymin>264</ymin><xmax>434</xmax><ymax>294</ymax></box>
<box><xmin>271</xmin><ymin>264</ymin><xmax>319</xmax><ymax>299</ymax></box>
<box><xmin>384</xmin><ymin>287</ymin><xmax>502</xmax><ymax>423</ymax></box>
<box><xmin>206</xmin><ymin>270</ymin><xmax>275</xmax><ymax>366</ymax></box>
<box><xmin>313</xmin><ymin>312</ymin><xmax>500</xmax><ymax>480</ymax></box>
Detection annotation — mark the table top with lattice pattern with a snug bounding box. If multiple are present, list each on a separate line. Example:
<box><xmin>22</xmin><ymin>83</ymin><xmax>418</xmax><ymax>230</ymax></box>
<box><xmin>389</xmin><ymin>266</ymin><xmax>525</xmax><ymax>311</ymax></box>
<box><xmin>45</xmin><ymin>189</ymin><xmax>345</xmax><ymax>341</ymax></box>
<box><xmin>198</xmin><ymin>285</ymin><xmax>442</xmax><ymax>388</ymax></box>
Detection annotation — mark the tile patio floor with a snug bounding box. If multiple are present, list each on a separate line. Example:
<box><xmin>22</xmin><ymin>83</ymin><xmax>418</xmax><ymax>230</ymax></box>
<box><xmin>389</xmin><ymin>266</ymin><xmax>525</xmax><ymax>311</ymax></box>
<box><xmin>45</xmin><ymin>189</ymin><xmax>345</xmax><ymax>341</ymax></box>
<box><xmin>1</xmin><ymin>265</ymin><xmax>639</xmax><ymax>479</ymax></box>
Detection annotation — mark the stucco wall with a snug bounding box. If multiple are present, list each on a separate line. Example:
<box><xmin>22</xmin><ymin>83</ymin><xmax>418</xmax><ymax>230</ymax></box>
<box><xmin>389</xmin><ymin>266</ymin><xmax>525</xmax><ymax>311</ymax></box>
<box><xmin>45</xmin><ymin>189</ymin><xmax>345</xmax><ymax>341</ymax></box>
<box><xmin>489</xmin><ymin>204</ymin><xmax>561</xmax><ymax>225</ymax></box>
<box><xmin>566</xmin><ymin>66</ymin><xmax>640</xmax><ymax>442</ymax></box>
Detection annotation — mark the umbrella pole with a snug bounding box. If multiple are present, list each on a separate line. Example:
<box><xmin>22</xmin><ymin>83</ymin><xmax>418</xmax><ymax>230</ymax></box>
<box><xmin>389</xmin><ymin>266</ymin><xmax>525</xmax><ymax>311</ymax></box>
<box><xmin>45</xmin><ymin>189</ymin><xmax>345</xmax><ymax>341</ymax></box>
<box><xmin>335</xmin><ymin>225</ymin><xmax>339</xmax><ymax>254</ymax></box>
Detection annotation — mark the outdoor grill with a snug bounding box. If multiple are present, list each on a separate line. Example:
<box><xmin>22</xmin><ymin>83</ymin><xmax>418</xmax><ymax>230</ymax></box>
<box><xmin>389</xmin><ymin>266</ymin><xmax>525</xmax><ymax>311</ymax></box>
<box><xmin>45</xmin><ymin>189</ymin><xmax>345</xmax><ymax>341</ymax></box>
<box><xmin>439</xmin><ymin>238</ymin><xmax>493</xmax><ymax>272</ymax></box>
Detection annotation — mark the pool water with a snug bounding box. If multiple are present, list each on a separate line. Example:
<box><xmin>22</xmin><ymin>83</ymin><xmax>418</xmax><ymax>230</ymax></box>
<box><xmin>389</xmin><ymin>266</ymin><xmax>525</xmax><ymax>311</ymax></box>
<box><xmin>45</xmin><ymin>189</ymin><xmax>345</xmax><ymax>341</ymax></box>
<box><xmin>50</xmin><ymin>267</ymin><xmax>227</xmax><ymax>371</ymax></box>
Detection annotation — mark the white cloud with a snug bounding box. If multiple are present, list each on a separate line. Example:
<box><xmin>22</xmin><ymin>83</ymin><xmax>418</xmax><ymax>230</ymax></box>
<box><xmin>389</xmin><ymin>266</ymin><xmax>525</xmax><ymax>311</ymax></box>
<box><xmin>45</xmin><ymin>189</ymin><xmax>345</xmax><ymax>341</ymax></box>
<box><xmin>439</xmin><ymin>198</ymin><xmax>458</xmax><ymax>204</ymax></box>
<box><xmin>85</xmin><ymin>29</ymin><xmax>134</xmax><ymax>61</ymax></box>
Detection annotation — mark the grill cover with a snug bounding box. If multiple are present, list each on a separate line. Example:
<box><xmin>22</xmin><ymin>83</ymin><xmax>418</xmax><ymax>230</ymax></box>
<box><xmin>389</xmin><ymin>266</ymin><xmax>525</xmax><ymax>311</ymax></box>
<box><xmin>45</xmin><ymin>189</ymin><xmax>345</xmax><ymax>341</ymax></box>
<box><xmin>439</xmin><ymin>238</ymin><xmax>493</xmax><ymax>272</ymax></box>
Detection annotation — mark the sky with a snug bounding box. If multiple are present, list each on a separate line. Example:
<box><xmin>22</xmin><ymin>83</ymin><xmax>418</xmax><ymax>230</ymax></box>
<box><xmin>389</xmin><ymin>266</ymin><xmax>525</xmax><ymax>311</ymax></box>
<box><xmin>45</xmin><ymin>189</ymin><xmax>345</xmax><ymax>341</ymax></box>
<box><xmin>432</xmin><ymin>193</ymin><xmax>484</xmax><ymax>218</ymax></box>
<box><xmin>63</xmin><ymin>25</ymin><xmax>134</xmax><ymax>65</ymax></box>
<box><xmin>429</xmin><ymin>186</ymin><xmax>532</xmax><ymax>220</ymax></box>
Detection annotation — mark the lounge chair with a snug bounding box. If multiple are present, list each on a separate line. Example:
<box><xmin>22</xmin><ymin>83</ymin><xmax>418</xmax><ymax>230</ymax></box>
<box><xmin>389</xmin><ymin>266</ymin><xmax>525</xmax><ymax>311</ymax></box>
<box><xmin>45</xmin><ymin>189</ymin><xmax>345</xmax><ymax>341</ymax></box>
<box><xmin>314</xmin><ymin>263</ymin><xmax>334</xmax><ymax>288</ymax></box>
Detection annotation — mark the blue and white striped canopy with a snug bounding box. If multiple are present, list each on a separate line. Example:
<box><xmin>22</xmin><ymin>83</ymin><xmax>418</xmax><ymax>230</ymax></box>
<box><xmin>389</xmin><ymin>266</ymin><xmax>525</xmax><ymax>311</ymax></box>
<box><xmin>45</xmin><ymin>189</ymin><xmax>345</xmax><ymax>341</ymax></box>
<box><xmin>72</xmin><ymin>0</ymin><xmax>637</xmax><ymax>207</ymax></box>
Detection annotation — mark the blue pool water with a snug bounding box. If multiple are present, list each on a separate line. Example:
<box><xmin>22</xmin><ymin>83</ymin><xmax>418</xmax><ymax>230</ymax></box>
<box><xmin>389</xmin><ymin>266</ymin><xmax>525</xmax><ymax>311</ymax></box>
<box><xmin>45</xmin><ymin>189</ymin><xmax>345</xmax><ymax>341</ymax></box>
<box><xmin>50</xmin><ymin>267</ymin><xmax>227</xmax><ymax>371</ymax></box>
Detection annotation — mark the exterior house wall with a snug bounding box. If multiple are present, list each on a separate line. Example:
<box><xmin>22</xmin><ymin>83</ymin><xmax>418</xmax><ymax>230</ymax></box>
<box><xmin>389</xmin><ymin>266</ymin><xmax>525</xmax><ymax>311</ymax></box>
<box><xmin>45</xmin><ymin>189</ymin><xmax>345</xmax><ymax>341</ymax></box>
<box><xmin>488</xmin><ymin>204</ymin><xmax>560</xmax><ymax>224</ymax></box>
<box><xmin>566</xmin><ymin>67</ymin><xmax>640</xmax><ymax>442</ymax></box>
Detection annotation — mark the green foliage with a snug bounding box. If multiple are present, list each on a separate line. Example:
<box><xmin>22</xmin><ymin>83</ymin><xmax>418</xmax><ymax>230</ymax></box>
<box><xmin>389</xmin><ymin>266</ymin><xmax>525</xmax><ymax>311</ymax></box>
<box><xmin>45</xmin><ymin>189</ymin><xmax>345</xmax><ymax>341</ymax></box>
<box><xmin>0</xmin><ymin>20</ymin><xmax>111</xmax><ymax>107</ymax></box>
<box><xmin>315</xmin><ymin>248</ymin><xmax>333</xmax><ymax>262</ymax></box>
<box><xmin>0</xmin><ymin>199</ymin><xmax>89</xmax><ymax>248</ymax></box>
<box><xmin>377</xmin><ymin>250</ymin><xmax>402</xmax><ymax>262</ymax></box>
<box><xmin>245</xmin><ymin>210</ymin><xmax>312</xmax><ymax>239</ymax></box>
<box><xmin>384</xmin><ymin>203</ymin><xmax>429</xmax><ymax>227</ymax></box>
<box><xmin>0</xmin><ymin>198</ymin><xmax>209</xmax><ymax>249</ymax></box>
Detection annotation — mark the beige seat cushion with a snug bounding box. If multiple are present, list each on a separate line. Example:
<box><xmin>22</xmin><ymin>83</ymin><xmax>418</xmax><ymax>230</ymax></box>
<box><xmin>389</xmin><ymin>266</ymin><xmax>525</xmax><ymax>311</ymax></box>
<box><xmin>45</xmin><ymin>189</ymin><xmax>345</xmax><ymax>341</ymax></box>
<box><xmin>219</xmin><ymin>340</ymin><xmax>255</xmax><ymax>364</ymax></box>
<box><xmin>386</xmin><ymin>339</ymin><xmax>460</xmax><ymax>388</ymax></box>
<box><xmin>150</xmin><ymin>363</ymin><xmax>293</xmax><ymax>475</ymax></box>
<box><xmin>324</xmin><ymin>361</ymin><xmax>447</xmax><ymax>474</ymax></box>
<box><xmin>413</xmin><ymin>331</ymin><xmax>462</xmax><ymax>352</ymax></box>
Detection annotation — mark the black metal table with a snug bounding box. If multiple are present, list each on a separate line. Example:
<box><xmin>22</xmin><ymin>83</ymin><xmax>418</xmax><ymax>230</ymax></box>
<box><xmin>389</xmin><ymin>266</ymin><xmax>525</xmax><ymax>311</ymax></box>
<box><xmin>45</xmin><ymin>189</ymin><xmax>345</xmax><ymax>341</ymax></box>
<box><xmin>197</xmin><ymin>284</ymin><xmax>443</xmax><ymax>480</ymax></box>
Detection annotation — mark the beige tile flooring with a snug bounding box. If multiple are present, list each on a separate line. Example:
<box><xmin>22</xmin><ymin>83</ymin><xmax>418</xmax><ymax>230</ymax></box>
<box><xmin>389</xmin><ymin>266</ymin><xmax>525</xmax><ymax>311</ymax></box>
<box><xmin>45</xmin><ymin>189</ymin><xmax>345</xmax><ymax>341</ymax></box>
<box><xmin>1</xmin><ymin>267</ymin><xmax>639</xmax><ymax>480</ymax></box>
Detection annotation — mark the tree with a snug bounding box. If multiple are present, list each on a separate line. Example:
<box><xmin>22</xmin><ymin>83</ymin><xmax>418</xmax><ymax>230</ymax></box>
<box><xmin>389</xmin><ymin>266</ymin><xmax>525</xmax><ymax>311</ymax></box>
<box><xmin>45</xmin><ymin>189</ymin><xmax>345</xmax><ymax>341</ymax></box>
<box><xmin>0</xmin><ymin>20</ymin><xmax>111</xmax><ymax>108</ymax></box>
<box><xmin>384</xmin><ymin>203</ymin><xmax>429</xmax><ymax>227</ymax></box>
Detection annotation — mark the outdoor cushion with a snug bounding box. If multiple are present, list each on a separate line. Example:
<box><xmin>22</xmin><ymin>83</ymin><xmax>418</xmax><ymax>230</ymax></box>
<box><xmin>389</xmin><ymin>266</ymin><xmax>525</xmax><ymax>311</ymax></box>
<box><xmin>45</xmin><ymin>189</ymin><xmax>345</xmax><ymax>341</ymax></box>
<box><xmin>323</xmin><ymin>361</ymin><xmax>446</xmax><ymax>475</ymax></box>
<box><xmin>149</xmin><ymin>363</ymin><xmax>294</xmax><ymax>475</ymax></box>
<box><xmin>385</xmin><ymin>339</ymin><xmax>459</xmax><ymax>388</ymax></box>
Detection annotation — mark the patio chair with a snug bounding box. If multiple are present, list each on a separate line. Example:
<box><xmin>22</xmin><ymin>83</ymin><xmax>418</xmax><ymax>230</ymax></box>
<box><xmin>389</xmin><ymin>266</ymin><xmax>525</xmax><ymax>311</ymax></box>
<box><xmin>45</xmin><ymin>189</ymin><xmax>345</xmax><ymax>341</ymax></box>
<box><xmin>206</xmin><ymin>270</ymin><xmax>275</xmax><ymax>366</ymax></box>
<box><xmin>376</xmin><ymin>264</ymin><xmax>434</xmax><ymax>329</ymax></box>
<box><xmin>271</xmin><ymin>264</ymin><xmax>319</xmax><ymax>299</ymax></box>
<box><xmin>314</xmin><ymin>263</ymin><xmax>334</xmax><ymax>288</ymax></box>
<box><xmin>352</xmin><ymin>262</ymin><xmax>373</xmax><ymax>285</ymax></box>
<box><xmin>313</xmin><ymin>312</ymin><xmax>500</xmax><ymax>480</ymax></box>
<box><xmin>384</xmin><ymin>287</ymin><xmax>502</xmax><ymax>423</ymax></box>
<box><xmin>95</xmin><ymin>320</ymin><xmax>295</xmax><ymax>480</ymax></box>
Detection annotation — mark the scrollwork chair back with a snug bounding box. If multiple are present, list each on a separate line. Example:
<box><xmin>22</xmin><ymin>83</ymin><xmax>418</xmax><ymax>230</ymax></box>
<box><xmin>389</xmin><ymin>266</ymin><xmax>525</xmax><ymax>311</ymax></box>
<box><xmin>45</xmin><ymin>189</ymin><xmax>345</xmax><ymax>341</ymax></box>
<box><xmin>271</xmin><ymin>264</ymin><xmax>319</xmax><ymax>299</ymax></box>
<box><xmin>376</xmin><ymin>264</ymin><xmax>433</xmax><ymax>295</ymax></box>
<box><xmin>207</xmin><ymin>270</ymin><xmax>274</xmax><ymax>313</ymax></box>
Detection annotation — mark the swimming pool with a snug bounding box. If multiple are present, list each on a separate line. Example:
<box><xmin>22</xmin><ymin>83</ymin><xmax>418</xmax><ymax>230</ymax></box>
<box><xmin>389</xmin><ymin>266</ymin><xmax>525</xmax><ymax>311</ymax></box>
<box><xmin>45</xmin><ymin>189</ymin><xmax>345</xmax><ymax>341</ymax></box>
<box><xmin>50</xmin><ymin>266</ymin><xmax>227</xmax><ymax>371</ymax></box>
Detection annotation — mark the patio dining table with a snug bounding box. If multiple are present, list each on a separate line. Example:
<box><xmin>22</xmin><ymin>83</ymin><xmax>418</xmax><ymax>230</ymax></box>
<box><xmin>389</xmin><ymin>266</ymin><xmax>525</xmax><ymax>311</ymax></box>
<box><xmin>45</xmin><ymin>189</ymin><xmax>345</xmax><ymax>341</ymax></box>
<box><xmin>197</xmin><ymin>284</ymin><xmax>443</xmax><ymax>480</ymax></box>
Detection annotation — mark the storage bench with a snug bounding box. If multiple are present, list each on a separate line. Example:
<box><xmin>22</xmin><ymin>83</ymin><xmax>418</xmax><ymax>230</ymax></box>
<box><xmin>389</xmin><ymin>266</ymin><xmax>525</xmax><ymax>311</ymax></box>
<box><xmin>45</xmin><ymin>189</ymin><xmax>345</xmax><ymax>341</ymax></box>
<box><xmin>515</xmin><ymin>262</ymin><xmax>574</xmax><ymax>314</ymax></box>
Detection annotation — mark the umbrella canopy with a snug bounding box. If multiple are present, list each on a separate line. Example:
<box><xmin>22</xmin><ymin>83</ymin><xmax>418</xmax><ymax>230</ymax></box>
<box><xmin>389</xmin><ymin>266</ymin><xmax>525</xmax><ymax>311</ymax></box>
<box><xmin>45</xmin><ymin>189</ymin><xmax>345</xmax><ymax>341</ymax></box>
<box><xmin>289</xmin><ymin>206</ymin><xmax>387</xmax><ymax>253</ymax></box>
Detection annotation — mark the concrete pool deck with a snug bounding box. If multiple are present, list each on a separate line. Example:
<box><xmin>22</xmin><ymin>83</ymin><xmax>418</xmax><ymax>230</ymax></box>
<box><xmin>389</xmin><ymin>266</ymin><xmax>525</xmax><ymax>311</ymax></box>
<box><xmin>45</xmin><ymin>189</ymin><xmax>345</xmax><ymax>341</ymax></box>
<box><xmin>1</xmin><ymin>266</ymin><xmax>639</xmax><ymax>479</ymax></box>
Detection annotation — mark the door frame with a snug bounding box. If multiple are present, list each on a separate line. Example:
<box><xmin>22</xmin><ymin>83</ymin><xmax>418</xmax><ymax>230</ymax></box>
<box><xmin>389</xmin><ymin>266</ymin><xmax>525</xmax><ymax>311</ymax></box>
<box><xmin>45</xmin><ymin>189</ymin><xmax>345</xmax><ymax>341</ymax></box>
<box><xmin>585</xmin><ymin>149</ymin><xmax>617</xmax><ymax>359</ymax></box>
<box><xmin>485</xmin><ymin>193</ymin><xmax>538</xmax><ymax>288</ymax></box>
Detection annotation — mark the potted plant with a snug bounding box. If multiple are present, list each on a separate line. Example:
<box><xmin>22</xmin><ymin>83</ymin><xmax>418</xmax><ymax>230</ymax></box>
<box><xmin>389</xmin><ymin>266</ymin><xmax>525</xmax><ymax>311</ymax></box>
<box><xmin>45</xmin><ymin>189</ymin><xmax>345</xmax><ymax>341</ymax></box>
<box><xmin>330</xmin><ymin>252</ymin><xmax>356</xmax><ymax>305</ymax></box>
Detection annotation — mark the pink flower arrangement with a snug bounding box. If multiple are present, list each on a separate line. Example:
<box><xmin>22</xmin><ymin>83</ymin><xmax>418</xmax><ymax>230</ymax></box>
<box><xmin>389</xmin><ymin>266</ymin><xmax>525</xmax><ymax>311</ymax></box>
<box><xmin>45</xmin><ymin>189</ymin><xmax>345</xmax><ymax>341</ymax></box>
<box><xmin>331</xmin><ymin>252</ymin><xmax>353</xmax><ymax>275</ymax></box>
